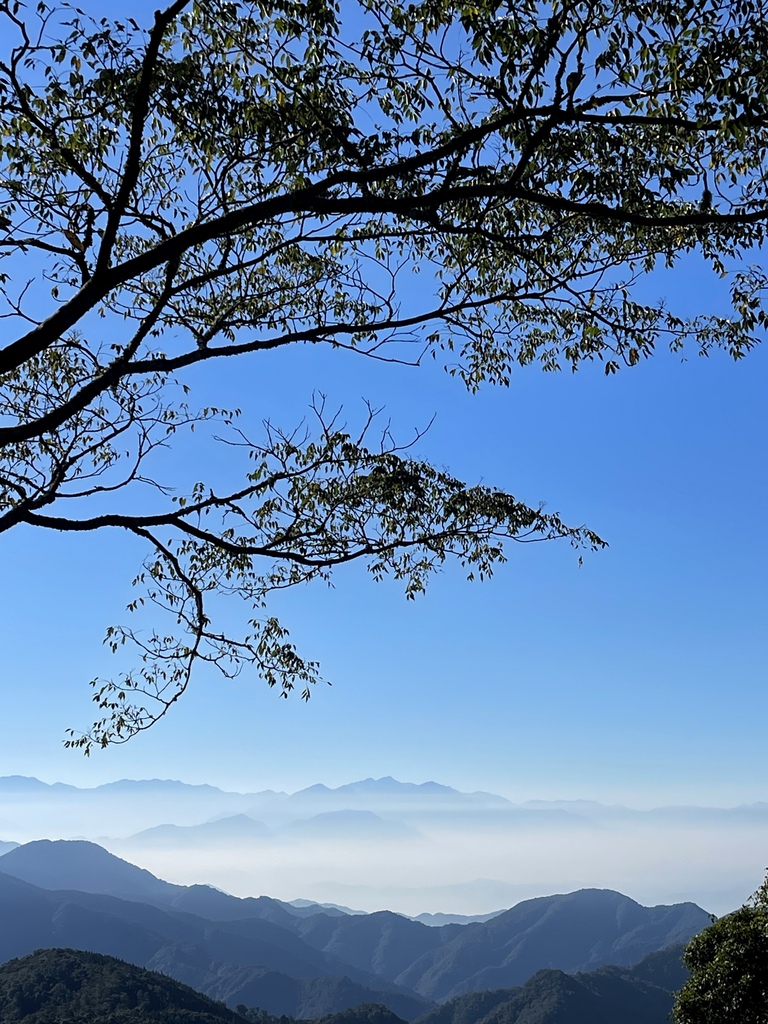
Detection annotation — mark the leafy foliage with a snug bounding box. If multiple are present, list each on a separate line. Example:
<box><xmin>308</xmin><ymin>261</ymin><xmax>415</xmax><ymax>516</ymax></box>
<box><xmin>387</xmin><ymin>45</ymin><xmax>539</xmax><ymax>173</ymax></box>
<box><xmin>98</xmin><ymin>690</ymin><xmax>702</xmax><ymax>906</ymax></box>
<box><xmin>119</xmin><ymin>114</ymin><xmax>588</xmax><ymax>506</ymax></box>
<box><xmin>673</xmin><ymin>876</ymin><xmax>768</xmax><ymax>1024</ymax></box>
<box><xmin>1</xmin><ymin>0</ymin><xmax>766</xmax><ymax>745</ymax></box>
<box><xmin>236</xmin><ymin>1006</ymin><xmax>303</xmax><ymax>1024</ymax></box>
<box><xmin>316</xmin><ymin>1005</ymin><xmax>407</xmax><ymax>1024</ymax></box>
<box><xmin>236</xmin><ymin>1003</ymin><xmax>407</xmax><ymax>1024</ymax></box>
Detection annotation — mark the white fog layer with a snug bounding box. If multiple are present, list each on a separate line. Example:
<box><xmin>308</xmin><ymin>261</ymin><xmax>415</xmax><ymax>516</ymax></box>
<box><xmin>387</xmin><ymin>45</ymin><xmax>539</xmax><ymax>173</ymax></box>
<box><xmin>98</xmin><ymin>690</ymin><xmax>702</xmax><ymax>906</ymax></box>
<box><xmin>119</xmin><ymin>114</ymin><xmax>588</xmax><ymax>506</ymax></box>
<box><xmin>0</xmin><ymin>776</ymin><xmax>762</xmax><ymax>917</ymax></box>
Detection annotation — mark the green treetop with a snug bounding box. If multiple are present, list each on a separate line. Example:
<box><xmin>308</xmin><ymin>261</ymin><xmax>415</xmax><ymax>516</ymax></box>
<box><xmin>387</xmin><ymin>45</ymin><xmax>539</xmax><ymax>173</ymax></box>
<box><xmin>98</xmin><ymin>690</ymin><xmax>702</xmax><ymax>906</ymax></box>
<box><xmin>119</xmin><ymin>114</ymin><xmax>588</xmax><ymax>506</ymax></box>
<box><xmin>674</xmin><ymin>874</ymin><xmax>768</xmax><ymax>1024</ymax></box>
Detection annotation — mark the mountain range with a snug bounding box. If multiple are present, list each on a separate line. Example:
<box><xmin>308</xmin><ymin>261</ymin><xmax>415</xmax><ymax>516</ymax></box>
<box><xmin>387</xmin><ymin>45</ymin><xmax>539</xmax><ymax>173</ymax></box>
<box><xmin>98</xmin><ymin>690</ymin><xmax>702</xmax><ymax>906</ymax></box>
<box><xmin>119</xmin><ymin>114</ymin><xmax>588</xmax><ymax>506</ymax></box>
<box><xmin>0</xmin><ymin>867</ymin><xmax>428</xmax><ymax>1018</ymax></box>
<box><xmin>7</xmin><ymin>774</ymin><xmax>768</xmax><ymax>837</ymax></box>
<box><xmin>0</xmin><ymin>838</ymin><xmax>711</xmax><ymax>1016</ymax></box>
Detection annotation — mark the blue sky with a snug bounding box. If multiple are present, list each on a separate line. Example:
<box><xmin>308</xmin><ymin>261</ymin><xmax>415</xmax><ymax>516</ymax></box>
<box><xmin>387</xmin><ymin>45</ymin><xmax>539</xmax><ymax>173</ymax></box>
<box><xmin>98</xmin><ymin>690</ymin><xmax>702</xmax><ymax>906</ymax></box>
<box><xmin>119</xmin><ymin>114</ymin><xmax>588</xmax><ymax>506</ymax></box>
<box><xmin>0</xmin><ymin>1</ymin><xmax>766</xmax><ymax>811</ymax></box>
<box><xmin>3</xmin><ymin>269</ymin><xmax>766</xmax><ymax>805</ymax></box>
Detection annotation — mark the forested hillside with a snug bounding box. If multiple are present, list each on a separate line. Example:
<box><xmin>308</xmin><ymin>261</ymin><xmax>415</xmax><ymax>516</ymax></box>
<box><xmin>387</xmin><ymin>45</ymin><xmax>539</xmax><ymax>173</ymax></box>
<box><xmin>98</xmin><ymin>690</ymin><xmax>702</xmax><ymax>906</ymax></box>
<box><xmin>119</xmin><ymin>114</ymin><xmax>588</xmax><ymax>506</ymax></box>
<box><xmin>0</xmin><ymin>945</ymin><xmax>691</xmax><ymax>1024</ymax></box>
<box><xmin>0</xmin><ymin>948</ymin><xmax>245</xmax><ymax>1023</ymax></box>
<box><xmin>412</xmin><ymin>945</ymin><xmax>689</xmax><ymax>1024</ymax></box>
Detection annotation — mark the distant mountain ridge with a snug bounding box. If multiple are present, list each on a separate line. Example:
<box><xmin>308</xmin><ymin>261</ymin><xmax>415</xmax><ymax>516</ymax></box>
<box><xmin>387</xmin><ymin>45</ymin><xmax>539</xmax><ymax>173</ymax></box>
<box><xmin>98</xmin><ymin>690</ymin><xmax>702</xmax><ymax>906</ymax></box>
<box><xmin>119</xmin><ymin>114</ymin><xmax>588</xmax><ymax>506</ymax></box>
<box><xmin>0</xmin><ymin>775</ymin><xmax>253</xmax><ymax>797</ymax></box>
<box><xmin>410</xmin><ymin>912</ymin><xmax>504</xmax><ymax>927</ymax></box>
<box><xmin>337</xmin><ymin>778</ymin><xmax>455</xmax><ymax>793</ymax></box>
<box><xmin>0</xmin><ymin>774</ymin><xmax>515</xmax><ymax>841</ymax></box>
<box><xmin>279</xmin><ymin>887</ymin><xmax>707</xmax><ymax>1001</ymax></box>
<box><xmin>0</xmin><ymin>868</ymin><xmax>431</xmax><ymax>1017</ymax></box>
<box><xmin>0</xmin><ymin>774</ymin><xmax>475</xmax><ymax>799</ymax></box>
<box><xmin>0</xmin><ymin>840</ymin><xmax>354</xmax><ymax>922</ymax></box>
<box><xmin>5</xmin><ymin>774</ymin><xmax>768</xmax><ymax>820</ymax></box>
<box><xmin>0</xmin><ymin>775</ymin><xmax>80</xmax><ymax>793</ymax></box>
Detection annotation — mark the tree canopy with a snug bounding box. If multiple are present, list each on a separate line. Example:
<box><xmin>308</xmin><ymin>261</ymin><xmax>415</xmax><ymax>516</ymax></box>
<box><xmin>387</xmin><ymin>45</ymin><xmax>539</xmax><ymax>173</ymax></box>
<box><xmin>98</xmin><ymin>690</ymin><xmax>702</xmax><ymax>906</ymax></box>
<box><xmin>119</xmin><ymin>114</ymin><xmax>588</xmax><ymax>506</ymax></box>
<box><xmin>0</xmin><ymin>0</ymin><xmax>766</xmax><ymax>749</ymax></box>
<box><xmin>0</xmin><ymin>947</ymin><xmax>247</xmax><ymax>1023</ymax></box>
<box><xmin>673</xmin><ymin>876</ymin><xmax>768</xmax><ymax>1024</ymax></box>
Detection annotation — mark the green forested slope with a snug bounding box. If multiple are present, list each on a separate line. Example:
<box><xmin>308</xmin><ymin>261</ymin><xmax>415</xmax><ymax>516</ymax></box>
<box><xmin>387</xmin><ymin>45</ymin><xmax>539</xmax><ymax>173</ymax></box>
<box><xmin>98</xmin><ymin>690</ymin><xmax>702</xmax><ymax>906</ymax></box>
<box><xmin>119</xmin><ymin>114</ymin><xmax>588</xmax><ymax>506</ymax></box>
<box><xmin>0</xmin><ymin>944</ymin><xmax>689</xmax><ymax>1024</ymax></box>
<box><xmin>413</xmin><ymin>946</ymin><xmax>687</xmax><ymax>1024</ymax></box>
<box><xmin>0</xmin><ymin>948</ymin><xmax>245</xmax><ymax>1023</ymax></box>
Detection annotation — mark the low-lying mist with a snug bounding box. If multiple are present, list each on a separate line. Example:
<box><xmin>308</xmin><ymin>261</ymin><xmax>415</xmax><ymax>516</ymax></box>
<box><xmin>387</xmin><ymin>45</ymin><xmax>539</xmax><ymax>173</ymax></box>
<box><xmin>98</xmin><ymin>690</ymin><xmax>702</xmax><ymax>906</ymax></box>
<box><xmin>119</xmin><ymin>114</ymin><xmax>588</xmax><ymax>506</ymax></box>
<box><xmin>101</xmin><ymin>821</ymin><xmax>765</xmax><ymax>917</ymax></box>
<box><xmin>0</xmin><ymin>777</ymin><xmax>764</xmax><ymax>917</ymax></box>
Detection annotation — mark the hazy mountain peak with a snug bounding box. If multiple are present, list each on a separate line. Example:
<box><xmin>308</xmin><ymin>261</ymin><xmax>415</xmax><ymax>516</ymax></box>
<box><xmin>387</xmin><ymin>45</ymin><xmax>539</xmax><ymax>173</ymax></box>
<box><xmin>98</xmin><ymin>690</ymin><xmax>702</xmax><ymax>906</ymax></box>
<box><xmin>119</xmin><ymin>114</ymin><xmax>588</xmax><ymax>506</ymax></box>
<box><xmin>287</xmin><ymin>899</ymin><xmax>366</xmax><ymax>915</ymax></box>
<box><xmin>0</xmin><ymin>775</ymin><xmax>78</xmax><ymax>793</ymax></box>
<box><xmin>292</xmin><ymin>783</ymin><xmax>334</xmax><ymax>796</ymax></box>
<box><xmin>0</xmin><ymin>838</ymin><xmax>176</xmax><ymax>897</ymax></box>
<box><xmin>281</xmin><ymin>809</ymin><xmax>418</xmax><ymax>840</ymax></box>
<box><xmin>95</xmin><ymin>778</ymin><xmax>228</xmax><ymax>795</ymax></box>
<box><xmin>410</xmin><ymin>910</ymin><xmax>505</xmax><ymax>926</ymax></box>
<box><xmin>128</xmin><ymin>814</ymin><xmax>270</xmax><ymax>845</ymax></box>
<box><xmin>334</xmin><ymin>778</ymin><xmax>459</xmax><ymax>795</ymax></box>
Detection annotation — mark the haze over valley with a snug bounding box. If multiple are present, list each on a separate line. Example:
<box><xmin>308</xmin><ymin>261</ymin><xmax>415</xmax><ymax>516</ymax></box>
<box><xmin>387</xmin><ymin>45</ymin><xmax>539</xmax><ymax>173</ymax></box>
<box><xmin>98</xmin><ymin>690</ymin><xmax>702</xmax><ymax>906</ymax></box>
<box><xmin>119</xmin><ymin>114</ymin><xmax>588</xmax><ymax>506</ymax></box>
<box><xmin>0</xmin><ymin>775</ymin><xmax>763</xmax><ymax>918</ymax></box>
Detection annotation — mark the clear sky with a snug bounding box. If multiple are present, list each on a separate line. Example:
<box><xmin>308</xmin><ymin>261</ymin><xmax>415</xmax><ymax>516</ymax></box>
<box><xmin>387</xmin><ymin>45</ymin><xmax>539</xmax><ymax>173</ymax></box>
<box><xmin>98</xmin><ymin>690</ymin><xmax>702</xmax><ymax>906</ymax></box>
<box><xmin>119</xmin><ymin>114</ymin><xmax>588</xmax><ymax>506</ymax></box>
<box><xmin>0</xmin><ymin>1</ymin><xmax>766</xmax><ymax>814</ymax></box>
<box><xmin>3</xmin><ymin>268</ymin><xmax>766</xmax><ymax>806</ymax></box>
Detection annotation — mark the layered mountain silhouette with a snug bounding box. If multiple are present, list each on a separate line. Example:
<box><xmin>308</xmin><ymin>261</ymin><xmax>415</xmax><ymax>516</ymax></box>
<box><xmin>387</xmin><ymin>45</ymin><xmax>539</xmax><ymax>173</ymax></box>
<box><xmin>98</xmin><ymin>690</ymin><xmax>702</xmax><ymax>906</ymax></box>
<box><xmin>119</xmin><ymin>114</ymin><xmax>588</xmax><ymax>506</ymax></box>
<box><xmin>244</xmin><ymin>887</ymin><xmax>705</xmax><ymax>1001</ymax></box>
<box><xmin>0</xmin><ymin>869</ymin><xmax>430</xmax><ymax>1017</ymax></box>
<box><xmin>0</xmin><ymin>950</ymin><xmax>418</xmax><ymax>1024</ymax></box>
<box><xmin>410</xmin><ymin>912</ymin><xmax>503</xmax><ymax>927</ymax></box>
<box><xmin>5</xmin><ymin>774</ymin><xmax>768</xmax><ymax>830</ymax></box>
<box><xmin>198</xmin><ymin>967</ymin><xmax>427</xmax><ymax>1019</ymax></box>
<box><xmin>125</xmin><ymin>809</ymin><xmax>418</xmax><ymax>849</ymax></box>
<box><xmin>0</xmin><ymin>839</ymin><xmax>710</xmax><ymax>1015</ymax></box>
<box><xmin>0</xmin><ymin>774</ymin><xmax>531</xmax><ymax>840</ymax></box>
<box><xmin>0</xmin><ymin>840</ymin><xmax>351</xmax><ymax>922</ymax></box>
